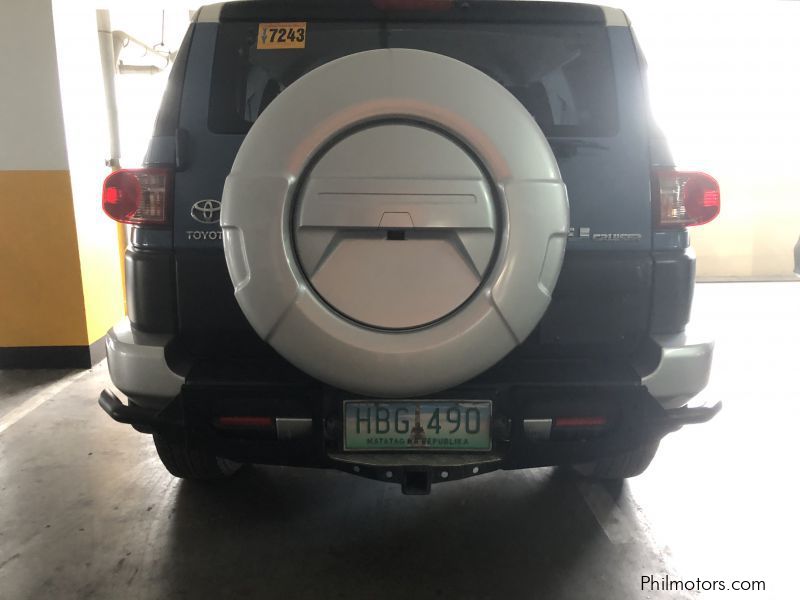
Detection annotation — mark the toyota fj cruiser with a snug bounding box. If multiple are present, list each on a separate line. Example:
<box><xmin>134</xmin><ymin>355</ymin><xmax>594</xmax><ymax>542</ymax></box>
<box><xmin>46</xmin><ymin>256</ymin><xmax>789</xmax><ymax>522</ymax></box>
<box><xmin>99</xmin><ymin>0</ymin><xmax>721</xmax><ymax>494</ymax></box>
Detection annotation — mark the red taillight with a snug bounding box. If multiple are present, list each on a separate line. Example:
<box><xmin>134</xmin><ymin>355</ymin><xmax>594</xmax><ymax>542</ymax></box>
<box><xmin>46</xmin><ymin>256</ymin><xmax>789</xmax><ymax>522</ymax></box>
<box><xmin>102</xmin><ymin>168</ymin><xmax>171</xmax><ymax>225</ymax></box>
<box><xmin>215</xmin><ymin>416</ymin><xmax>274</xmax><ymax>429</ymax></box>
<box><xmin>553</xmin><ymin>416</ymin><xmax>608</xmax><ymax>428</ymax></box>
<box><xmin>654</xmin><ymin>169</ymin><xmax>720</xmax><ymax>228</ymax></box>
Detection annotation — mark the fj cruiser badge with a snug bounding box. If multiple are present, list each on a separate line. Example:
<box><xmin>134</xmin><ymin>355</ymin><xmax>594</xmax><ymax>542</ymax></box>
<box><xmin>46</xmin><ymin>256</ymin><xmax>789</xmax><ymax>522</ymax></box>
<box><xmin>592</xmin><ymin>233</ymin><xmax>642</xmax><ymax>242</ymax></box>
<box><xmin>191</xmin><ymin>199</ymin><xmax>221</xmax><ymax>224</ymax></box>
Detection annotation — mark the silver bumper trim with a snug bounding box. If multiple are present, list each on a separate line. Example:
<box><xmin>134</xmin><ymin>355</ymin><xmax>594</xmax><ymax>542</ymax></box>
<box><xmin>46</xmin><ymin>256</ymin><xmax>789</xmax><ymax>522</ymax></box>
<box><xmin>276</xmin><ymin>418</ymin><xmax>314</xmax><ymax>440</ymax></box>
<box><xmin>106</xmin><ymin>319</ymin><xmax>184</xmax><ymax>406</ymax></box>
<box><xmin>522</xmin><ymin>418</ymin><xmax>553</xmax><ymax>441</ymax></box>
<box><xmin>641</xmin><ymin>332</ymin><xmax>714</xmax><ymax>409</ymax></box>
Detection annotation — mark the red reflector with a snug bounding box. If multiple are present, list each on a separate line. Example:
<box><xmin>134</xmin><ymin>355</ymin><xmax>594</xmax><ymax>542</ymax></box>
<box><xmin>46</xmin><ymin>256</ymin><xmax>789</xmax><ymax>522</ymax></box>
<box><xmin>703</xmin><ymin>189</ymin><xmax>720</xmax><ymax>207</ymax></box>
<box><xmin>553</xmin><ymin>416</ymin><xmax>608</xmax><ymax>428</ymax></box>
<box><xmin>654</xmin><ymin>169</ymin><xmax>720</xmax><ymax>228</ymax></box>
<box><xmin>102</xmin><ymin>168</ymin><xmax>171</xmax><ymax>225</ymax></box>
<box><xmin>216</xmin><ymin>416</ymin><xmax>274</xmax><ymax>428</ymax></box>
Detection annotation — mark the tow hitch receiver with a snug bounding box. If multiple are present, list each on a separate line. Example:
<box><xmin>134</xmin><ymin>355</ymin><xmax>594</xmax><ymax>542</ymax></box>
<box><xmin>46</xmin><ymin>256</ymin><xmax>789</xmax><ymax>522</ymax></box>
<box><xmin>326</xmin><ymin>451</ymin><xmax>504</xmax><ymax>495</ymax></box>
<box><xmin>403</xmin><ymin>471</ymin><xmax>432</xmax><ymax>495</ymax></box>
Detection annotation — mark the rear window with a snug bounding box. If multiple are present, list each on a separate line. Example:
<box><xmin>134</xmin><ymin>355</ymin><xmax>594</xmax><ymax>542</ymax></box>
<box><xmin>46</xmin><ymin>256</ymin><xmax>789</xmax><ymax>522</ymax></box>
<box><xmin>208</xmin><ymin>21</ymin><xmax>618</xmax><ymax>137</ymax></box>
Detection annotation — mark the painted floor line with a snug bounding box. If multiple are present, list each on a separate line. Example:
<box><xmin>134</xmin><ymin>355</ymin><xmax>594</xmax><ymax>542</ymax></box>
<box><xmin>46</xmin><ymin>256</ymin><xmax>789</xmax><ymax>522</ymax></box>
<box><xmin>0</xmin><ymin>369</ymin><xmax>91</xmax><ymax>436</ymax></box>
<box><xmin>576</xmin><ymin>480</ymin><xmax>639</xmax><ymax>545</ymax></box>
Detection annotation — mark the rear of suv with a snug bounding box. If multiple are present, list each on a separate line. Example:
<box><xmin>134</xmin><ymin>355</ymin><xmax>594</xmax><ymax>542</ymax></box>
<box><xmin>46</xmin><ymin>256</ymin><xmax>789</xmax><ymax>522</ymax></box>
<box><xmin>100</xmin><ymin>0</ymin><xmax>721</xmax><ymax>494</ymax></box>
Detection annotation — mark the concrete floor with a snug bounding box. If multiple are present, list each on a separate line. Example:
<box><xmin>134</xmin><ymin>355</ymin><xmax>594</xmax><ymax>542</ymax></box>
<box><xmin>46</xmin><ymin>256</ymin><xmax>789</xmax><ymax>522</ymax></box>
<box><xmin>0</xmin><ymin>282</ymin><xmax>796</xmax><ymax>599</ymax></box>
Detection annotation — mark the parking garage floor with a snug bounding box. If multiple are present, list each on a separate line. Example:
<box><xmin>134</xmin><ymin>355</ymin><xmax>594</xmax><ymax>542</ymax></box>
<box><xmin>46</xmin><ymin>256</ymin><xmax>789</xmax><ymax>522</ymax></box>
<box><xmin>0</xmin><ymin>282</ymin><xmax>796</xmax><ymax>600</ymax></box>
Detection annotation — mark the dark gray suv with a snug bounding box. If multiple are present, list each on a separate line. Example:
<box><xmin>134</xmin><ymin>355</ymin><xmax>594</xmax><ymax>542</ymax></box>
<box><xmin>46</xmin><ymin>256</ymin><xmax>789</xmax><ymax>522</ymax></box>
<box><xmin>99</xmin><ymin>0</ymin><xmax>721</xmax><ymax>494</ymax></box>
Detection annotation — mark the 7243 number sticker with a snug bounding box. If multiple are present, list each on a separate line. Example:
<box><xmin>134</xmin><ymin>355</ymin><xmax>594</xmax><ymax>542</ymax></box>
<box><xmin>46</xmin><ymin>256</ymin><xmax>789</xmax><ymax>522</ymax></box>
<box><xmin>257</xmin><ymin>22</ymin><xmax>306</xmax><ymax>49</ymax></box>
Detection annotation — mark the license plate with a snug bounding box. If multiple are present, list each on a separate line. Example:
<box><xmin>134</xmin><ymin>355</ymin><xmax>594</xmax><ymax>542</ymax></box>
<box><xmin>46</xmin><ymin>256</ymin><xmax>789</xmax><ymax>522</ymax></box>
<box><xmin>343</xmin><ymin>400</ymin><xmax>492</xmax><ymax>451</ymax></box>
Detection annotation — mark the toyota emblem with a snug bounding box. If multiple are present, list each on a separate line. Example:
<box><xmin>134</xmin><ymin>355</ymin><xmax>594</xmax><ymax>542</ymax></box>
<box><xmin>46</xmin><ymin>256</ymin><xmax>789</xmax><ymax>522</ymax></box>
<box><xmin>191</xmin><ymin>199</ymin><xmax>221</xmax><ymax>224</ymax></box>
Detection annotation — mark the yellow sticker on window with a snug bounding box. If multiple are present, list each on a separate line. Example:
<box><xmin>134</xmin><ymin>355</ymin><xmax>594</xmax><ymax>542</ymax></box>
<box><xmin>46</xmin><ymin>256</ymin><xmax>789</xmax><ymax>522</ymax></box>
<box><xmin>257</xmin><ymin>22</ymin><xmax>307</xmax><ymax>49</ymax></box>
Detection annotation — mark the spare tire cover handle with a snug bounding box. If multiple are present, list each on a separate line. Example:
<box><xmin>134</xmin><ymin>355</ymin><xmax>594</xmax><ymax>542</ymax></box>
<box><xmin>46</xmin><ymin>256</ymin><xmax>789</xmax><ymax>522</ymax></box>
<box><xmin>297</xmin><ymin>176</ymin><xmax>494</xmax><ymax>230</ymax></box>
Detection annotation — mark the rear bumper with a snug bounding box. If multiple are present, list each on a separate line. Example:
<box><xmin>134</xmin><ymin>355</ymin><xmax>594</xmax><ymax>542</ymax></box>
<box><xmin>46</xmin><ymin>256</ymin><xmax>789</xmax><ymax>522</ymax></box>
<box><xmin>99</xmin><ymin>385</ymin><xmax>720</xmax><ymax>492</ymax></box>
<box><xmin>105</xmin><ymin>318</ymin><xmax>714</xmax><ymax>411</ymax></box>
<box><xmin>105</xmin><ymin>320</ymin><xmax>184</xmax><ymax>409</ymax></box>
<box><xmin>640</xmin><ymin>331</ymin><xmax>714</xmax><ymax>409</ymax></box>
<box><xmin>103</xmin><ymin>317</ymin><xmax>718</xmax><ymax>489</ymax></box>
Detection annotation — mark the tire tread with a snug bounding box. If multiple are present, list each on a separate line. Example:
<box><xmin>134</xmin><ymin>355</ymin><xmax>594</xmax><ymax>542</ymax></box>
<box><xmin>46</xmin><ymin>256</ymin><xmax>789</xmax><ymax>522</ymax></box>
<box><xmin>153</xmin><ymin>434</ymin><xmax>240</xmax><ymax>480</ymax></box>
<box><xmin>574</xmin><ymin>441</ymin><xmax>660</xmax><ymax>480</ymax></box>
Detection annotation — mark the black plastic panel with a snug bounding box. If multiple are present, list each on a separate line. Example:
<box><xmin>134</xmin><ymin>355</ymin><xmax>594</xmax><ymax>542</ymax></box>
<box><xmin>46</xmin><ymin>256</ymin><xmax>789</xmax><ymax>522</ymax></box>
<box><xmin>650</xmin><ymin>248</ymin><xmax>695</xmax><ymax>334</ymax></box>
<box><xmin>175</xmin><ymin>250</ymin><xmax>243</xmax><ymax>330</ymax></box>
<box><xmin>523</xmin><ymin>251</ymin><xmax>653</xmax><ymax>357</ymax></box>
<box><xmin>125</xmin><ymin>249</ymin><xmax>177</xmax><ymax>333</ymax></box>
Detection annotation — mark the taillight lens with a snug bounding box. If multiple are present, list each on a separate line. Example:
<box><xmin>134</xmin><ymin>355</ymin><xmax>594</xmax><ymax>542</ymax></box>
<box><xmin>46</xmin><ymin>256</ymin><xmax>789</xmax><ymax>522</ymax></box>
<box><xmin>102</xmin><ymin>168</ymin><xmax>171</xmax><ymax>225</ymax></box>
<box><xmin>553</xmin><ymin>416</ymin><xmax>608</xmax><ymax>428</ymax></box>
<box><xmin>654</xmin><ymin>169</ymin><xmax>720</xmax><ymax>227</ymax></box>
<box><xmin>215</xmin><ymin>416</ymin><xmax>274</xmax><ymax>429</ymax></box>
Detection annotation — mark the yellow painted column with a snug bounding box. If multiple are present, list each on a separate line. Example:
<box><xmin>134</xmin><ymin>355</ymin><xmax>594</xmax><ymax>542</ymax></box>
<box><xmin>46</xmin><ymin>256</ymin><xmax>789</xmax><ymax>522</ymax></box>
<box><xmin>0</xmin><ymin>0</ymin><xmax>124</xmax><ymax>367</ymax></box>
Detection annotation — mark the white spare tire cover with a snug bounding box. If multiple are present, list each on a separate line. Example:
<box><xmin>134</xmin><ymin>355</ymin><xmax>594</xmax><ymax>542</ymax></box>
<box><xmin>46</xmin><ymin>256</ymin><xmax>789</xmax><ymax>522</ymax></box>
<box><xmin>221</xmin><ymin>49</ymin><xmax>568</xmax><ymax>397</ymax></box>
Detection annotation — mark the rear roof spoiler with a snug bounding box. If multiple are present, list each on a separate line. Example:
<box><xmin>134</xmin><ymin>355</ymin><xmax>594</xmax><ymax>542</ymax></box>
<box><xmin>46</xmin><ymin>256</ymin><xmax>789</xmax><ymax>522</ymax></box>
<box><xmin>196</xmin><ymin>1</ymin><xmax>628</xmax><ymax>27</ymax></box>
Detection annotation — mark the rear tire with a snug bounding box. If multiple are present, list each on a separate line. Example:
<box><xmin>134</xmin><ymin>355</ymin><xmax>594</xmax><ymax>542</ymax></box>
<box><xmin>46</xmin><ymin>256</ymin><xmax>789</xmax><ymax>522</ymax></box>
<box><xmin>153</xmin><ymin>434</ymin><xmax>241</xmax><ymax>480</ymax></box>
<box><xmin>573</xmin><ymin>441</ymin><xmax>660</xmax><ymax>480</ymax></box>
